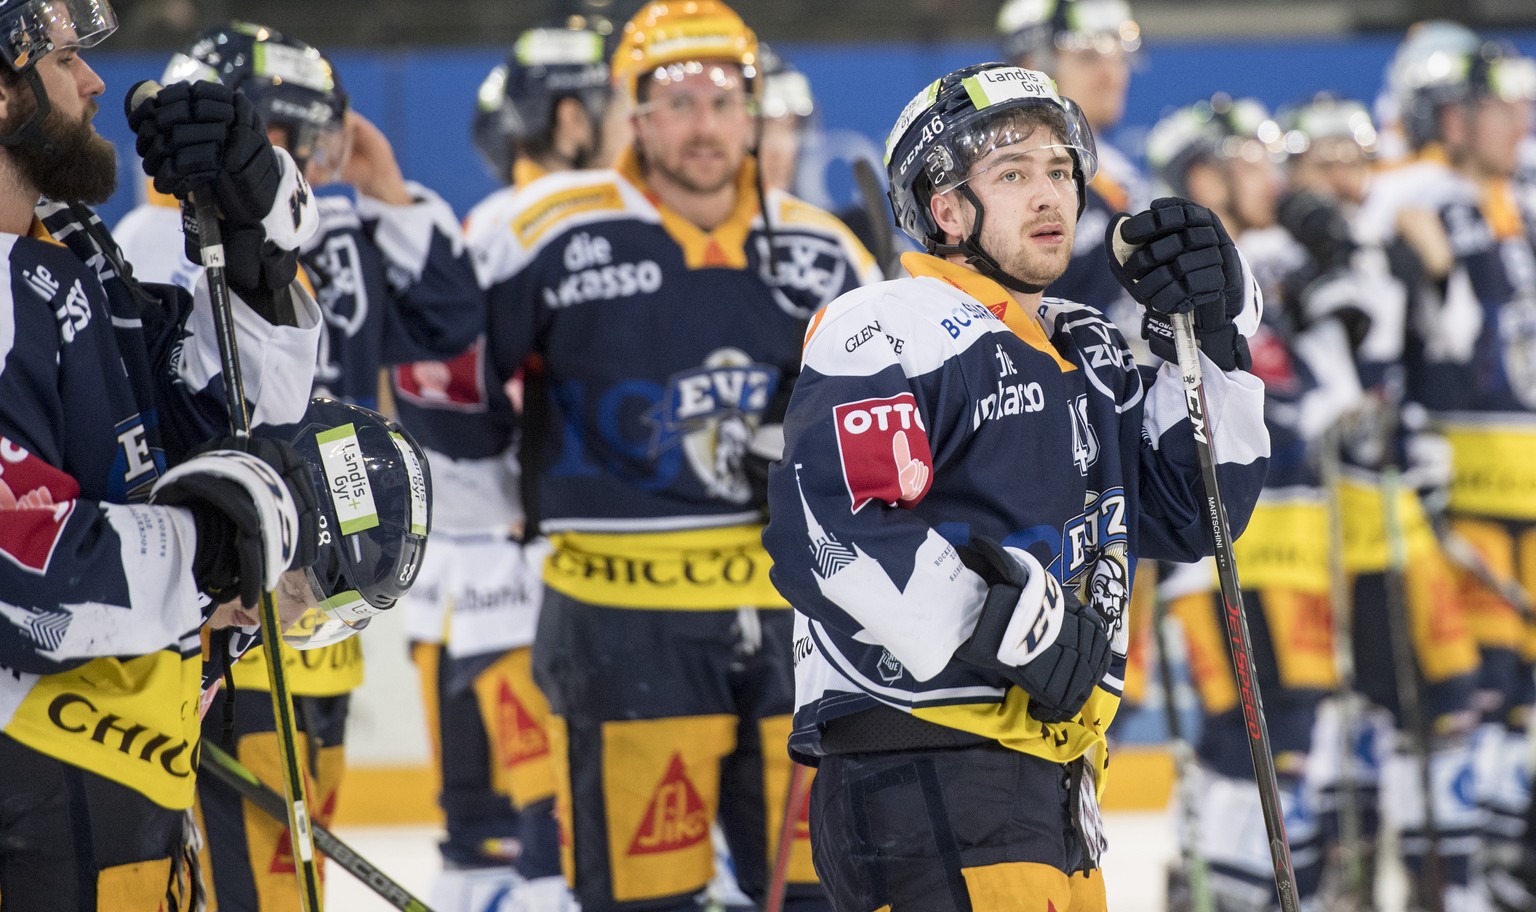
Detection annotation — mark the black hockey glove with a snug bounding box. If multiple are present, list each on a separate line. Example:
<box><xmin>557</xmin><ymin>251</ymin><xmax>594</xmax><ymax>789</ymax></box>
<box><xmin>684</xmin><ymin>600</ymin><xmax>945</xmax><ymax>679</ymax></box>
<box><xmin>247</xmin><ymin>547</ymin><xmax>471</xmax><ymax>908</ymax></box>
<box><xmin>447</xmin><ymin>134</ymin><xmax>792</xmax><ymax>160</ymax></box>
<box><xmin>150</xmin><ymin>436</ymin><xmax>320</xmax><ymax>610</ymax></box>
<box><xmin>953</xmin><ymin>537</ymin><xmax>1112</xmax><ymax>724</ymax></box>
<box><xmin>1277</xmin><ymin>191</ymin><xmax>1356</xmax><ymax>274</ymax></box>
<box><xmin>1106</xmin><ymin>198</ymin><xmax>1252</xmax><ymax>372</ymax></box>
<box><xmin>129</xmin><ymin>82</ymin><xmax>284</xmax><ymax>227</ymax></box>
<box><xmin>179</xmin><ymin>202</ymin><xmax>300</xmax><ymax>311</ymax></box>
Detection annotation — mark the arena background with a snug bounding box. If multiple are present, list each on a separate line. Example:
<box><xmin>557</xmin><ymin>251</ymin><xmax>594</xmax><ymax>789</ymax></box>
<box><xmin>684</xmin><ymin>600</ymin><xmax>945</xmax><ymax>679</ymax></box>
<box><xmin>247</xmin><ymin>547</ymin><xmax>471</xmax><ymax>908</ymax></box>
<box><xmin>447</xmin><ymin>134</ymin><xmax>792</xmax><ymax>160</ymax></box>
<box><xmin>82</xmin><ymin>5</ymin><xmax>1536</xmax><ymax>906</ymax></box>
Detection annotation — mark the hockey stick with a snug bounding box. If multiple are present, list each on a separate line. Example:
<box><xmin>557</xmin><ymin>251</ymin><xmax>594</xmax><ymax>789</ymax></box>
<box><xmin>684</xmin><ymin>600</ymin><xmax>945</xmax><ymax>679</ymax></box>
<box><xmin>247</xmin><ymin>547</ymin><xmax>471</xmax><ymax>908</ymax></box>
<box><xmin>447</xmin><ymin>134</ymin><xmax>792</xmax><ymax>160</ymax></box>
<box><xmin>851</xmin><ymin>157</ymin><xmax>898</xmax><ymax>278</ymax></box>
<box><xmin>1151</xmin><ymin>585</ymin><xmax>1215</xmax><ymax>912</ymax></box>
<box><xmin>1434</xmin><ymin>523</ymin><xmax>1536</xmax><ymax>619</ymax></box>
<box><xmin>1320</xmin><ymin>425</ymin><xmax>1369</xmax><ymax>905</ymax></box>
<box><xmin>1381</xmin><ymin>465</ymin><xmax>1446</xmax><ymax>912</ymax></box>
<box><xmin>765</xmin><ymin>762</ymin><xmax>811</xmax><ymax>912</ymax></box>
<box><xmin>1111</xmin><ymin>222</ymin><xmax>1300</xmax><ymax>911</ymax></box>
<box><xmin>129</xmin><ymin>77</ymin><xmax>324</xmax><ymax>912</ymax></box>
<box><xmin>195</xmin><ymin>190</ymin><xmax>323</xmax><ymax>911</ymax></box>
<box><xmin>200</xmin><ymin>743</ymin><xmax>436</xmax><ymax>912</ymax></box>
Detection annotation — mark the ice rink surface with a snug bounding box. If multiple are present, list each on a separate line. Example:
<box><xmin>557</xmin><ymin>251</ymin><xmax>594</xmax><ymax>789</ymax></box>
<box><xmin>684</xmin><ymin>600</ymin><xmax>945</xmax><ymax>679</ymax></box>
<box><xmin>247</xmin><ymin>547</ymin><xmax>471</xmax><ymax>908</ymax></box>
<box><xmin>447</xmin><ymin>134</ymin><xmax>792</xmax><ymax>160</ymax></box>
<box><xmin>325</xmin><ymin>812</ymin><xmax>1179</xmax><ymax>911</ymax></box>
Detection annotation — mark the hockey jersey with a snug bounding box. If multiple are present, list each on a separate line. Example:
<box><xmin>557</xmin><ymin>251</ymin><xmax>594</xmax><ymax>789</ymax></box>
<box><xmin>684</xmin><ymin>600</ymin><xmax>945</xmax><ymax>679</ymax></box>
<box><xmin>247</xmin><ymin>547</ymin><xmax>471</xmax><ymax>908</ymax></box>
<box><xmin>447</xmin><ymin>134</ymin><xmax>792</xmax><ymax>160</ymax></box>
<box><xmin>116</xmin><ymin>180</ymin><xmax>483</xmax><ymax>694</ymax></box>
<box><xmin>1359</xmin><ymin>153</ymin><xmax>1536</xmax><ymax>522</ymax></box>
<box><xmin>403</xmin><ymin>149</ymin><xmax>880</xmax><ymax>611</ymax></box>
<box><xmin>0</xmin><ymin>201</ymin><xmax>320</xmax><ymax>809</ymax></box>
<box><xmin>116</xmin><ymin>181</ymin><xmax>483</xmax><ymax>410</ymax></box>
<box><xmin>762</xmin><ymin>252</ymin><xmax>1268</xmax><ymax>789</ymax></box>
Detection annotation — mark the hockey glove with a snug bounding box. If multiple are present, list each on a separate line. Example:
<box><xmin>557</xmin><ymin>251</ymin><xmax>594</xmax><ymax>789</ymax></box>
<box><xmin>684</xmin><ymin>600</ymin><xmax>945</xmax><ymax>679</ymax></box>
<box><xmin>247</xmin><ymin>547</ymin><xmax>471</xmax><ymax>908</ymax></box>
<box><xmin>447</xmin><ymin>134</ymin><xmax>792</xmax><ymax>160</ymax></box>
<box><xmin>953</xmin><ymin>536</ymin><xmax>1112</xmax><ymax>724</ymax></box>
<box><xmin>1106</xmin><ymin>198</ymin><xmax>1252</xmax><ymax>372</ymax></box>
<box><xmin>179</xmin><ymin>202</ymin><xmax>300</xmax><ymax>305</ymax></box>
<box><xmin>151</xmin><ymin>436</ymin><xmax>320</xmax><ymax>610</ymax></box>
<box><xmin>129</xmin><ymin>82</ymin><xmax>284</xmax><ymax>227</ymax></box>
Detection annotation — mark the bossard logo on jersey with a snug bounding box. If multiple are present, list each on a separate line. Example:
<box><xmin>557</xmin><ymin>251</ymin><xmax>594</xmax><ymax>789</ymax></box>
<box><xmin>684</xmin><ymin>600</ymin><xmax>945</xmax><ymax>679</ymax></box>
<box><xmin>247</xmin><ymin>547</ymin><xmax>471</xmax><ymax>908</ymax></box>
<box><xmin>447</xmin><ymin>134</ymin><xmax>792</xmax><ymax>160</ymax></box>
<box><xmin>496</xmin><ymin>679</ymin><xmax>550</xmax><ymax>767</ymax></box>
<box><xmin>759</xmin><ymin>233</ymin><xmax>849</xmax><ymax>317</ymax></box>
<box><xmin>543</xmin><ymin>231</ymin><xmax>662</xmax><ymax>309</ymax></box>
<box><xmin>648</xmin><ymin>348</ymin><xmax>781</xmax><ymax>503</ymax></box>
<box><xmin>834</xmin><ymin>393</ymin><xmax>932</xmax><ymax>513</ymax></box>
<box><xmin>629</xmin><ymin>753</ymin><xmax>710</xmax><ymax>856</ymax></box>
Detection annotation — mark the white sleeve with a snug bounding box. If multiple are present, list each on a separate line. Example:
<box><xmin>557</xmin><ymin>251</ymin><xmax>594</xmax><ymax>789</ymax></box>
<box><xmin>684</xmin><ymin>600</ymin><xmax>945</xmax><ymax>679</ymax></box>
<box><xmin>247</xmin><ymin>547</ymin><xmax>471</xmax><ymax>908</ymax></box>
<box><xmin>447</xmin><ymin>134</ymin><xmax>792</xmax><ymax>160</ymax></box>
<box><xmin>179</xmin><ymin>279</ymin><xmax>322</xmax><ymax>428</ymax></box>
<box><xmin>354</xmin><ymin>180</ymin><xmax>466</xmax><ymax>278</ymax></box>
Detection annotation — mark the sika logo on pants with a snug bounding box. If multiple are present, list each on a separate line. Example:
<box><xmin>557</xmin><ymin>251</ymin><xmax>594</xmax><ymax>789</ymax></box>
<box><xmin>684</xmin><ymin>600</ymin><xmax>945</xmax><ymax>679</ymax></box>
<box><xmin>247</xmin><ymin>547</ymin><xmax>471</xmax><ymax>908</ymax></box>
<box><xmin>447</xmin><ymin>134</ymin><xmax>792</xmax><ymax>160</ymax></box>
<box><xmin>833</xmin><ymin>393</ymin><xmax>932</xmax><ymax>513</ymax></box>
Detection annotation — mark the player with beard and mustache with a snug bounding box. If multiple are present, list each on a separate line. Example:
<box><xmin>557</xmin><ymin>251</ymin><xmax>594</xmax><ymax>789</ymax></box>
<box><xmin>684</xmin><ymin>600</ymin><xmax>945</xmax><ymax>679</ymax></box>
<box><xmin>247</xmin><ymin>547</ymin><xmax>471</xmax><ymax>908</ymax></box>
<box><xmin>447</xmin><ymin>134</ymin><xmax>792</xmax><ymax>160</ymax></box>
<box><xmin>112</xmin><ymin>21</ymin><xmax>484</xmax><ymax>912</ymax></box>
<box><xmin>396</xmin><ymin>2</ymin><xmax>878</xmax><ymax>910</ymax></box>
<box><xmin>0</xmin><ymin>1</ymin><xmax>333</xmax><ymax>910</ymax></box>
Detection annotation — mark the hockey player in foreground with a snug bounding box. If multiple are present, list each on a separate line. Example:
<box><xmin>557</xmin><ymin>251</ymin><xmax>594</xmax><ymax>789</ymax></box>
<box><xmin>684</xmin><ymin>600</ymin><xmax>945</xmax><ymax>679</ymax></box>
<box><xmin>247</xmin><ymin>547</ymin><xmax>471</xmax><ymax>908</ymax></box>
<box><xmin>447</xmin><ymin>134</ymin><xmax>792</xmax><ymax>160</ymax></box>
<box><xmin>403</xmin><ymin>1</ymin><xmax>878</xmax><ymax>908</ymax></box>
<box><xmin>762</xmin><ymin>62</ymin><xmax>1270</xmax><ymax>910</ymax></box>
<box><xmin>115</xmin><ymin>21</ymin><xmax>483</xmax><ymax>912</ymax></box>
<box><xmin>0</xmin><ymin>0</ymin><xmax>331</xmax><ymax>907</ymax></box>
<box><xmin>394</xmin><ymin>20</ymin><xmax>611</xmax><ymax>912</ymax></box>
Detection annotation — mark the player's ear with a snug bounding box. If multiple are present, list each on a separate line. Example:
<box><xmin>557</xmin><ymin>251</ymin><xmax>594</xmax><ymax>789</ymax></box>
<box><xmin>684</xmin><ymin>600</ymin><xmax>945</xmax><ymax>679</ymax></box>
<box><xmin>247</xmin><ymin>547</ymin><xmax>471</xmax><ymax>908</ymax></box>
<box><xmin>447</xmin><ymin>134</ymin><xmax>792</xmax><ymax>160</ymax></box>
<box><xmin>929</xmin><ymin>190</ymin><xmax>969</xmax><ymax>244</ymax></box>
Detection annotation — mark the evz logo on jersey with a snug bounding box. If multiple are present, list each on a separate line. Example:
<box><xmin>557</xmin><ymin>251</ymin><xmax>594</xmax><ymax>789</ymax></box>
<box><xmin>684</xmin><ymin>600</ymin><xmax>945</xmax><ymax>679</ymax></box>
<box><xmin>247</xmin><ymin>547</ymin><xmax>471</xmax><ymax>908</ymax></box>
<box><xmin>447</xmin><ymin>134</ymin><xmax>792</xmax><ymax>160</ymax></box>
<box><xmin>1057</xmin><ymin>487</ymin><xmax>1128</xmax><ymax>580</ymax></box>
<box><xmin>111</xmin><ymin>416</ymin><xmax>163</xmax><ymax>501</ymax></box>
<box><xmin>834</xmin><ymin>392</ymin><xmax>932</xmax><ymax>513</ymax></box>
<box><xmin>647</xmin><ymin>350</ymin><xmax>781</xmax><ymax>503</ymax></box>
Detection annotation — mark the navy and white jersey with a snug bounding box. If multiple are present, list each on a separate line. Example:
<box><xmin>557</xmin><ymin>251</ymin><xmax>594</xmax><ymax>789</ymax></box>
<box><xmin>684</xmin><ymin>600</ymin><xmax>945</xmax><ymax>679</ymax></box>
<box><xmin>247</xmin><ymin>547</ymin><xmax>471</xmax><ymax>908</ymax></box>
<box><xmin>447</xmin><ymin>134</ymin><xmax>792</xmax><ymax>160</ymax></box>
<box><xmin>762</xmin><ymin>251</ymin><xmax>1267</xmax><ymax>780</ymax></box>
<box><xmin>0</xmin><ymin>201</ymin><xmax>320</xmax><ymax>808</ymax></box>
<box><xmin>115</xmin><ymin>182</ymin><xmax>483</xmax><ymax>410</ymax></box>
<box><xmin>400</xmin><ymin>150</ymin><xmax>879</xmax><ymax>611</ymax></box>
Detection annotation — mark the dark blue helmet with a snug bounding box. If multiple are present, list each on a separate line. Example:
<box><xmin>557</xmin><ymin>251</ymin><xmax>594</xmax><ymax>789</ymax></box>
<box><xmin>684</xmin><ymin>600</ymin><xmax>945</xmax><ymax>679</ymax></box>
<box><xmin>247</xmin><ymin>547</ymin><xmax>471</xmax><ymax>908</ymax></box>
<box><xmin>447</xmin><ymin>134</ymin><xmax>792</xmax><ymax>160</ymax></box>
<box><xmin>284</xmin><ymin>398</ymin><xmax>431</xmax><ymax>649</ymax></box>
<box><xmin>473</xmin><ymin>22</ymin><xmax>610</xmax><ymax>183</ymax></box>
<box><xmin>163</xmin><ymin>22</ymin><xmax>349</xmax><ymax>173</ymax></box>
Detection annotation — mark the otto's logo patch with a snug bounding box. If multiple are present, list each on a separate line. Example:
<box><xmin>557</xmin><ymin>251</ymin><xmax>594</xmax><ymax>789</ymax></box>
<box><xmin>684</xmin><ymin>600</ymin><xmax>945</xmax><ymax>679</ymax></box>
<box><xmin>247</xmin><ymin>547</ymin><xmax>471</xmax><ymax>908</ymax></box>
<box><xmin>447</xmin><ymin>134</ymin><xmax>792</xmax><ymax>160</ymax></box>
<box><xmin>393</xmin><ymin>341</ymin><xmax>489</xmax><ymax>412</ymax></box>
<box><xmin>0</xmin><ymin>435</ymin><xmax>78</xmax><ymax>574</ymax></box>
<box><xmin>834</xmin><ymin>393</ymin><xmax>931</xmax><ymax>513</ymax></box>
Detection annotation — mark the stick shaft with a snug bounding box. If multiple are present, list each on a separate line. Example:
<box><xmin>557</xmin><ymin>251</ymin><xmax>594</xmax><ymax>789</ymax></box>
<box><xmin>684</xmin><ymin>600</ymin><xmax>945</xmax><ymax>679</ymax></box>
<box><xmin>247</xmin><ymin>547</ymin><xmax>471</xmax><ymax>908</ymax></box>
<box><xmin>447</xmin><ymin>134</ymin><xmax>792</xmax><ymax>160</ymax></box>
<box><xmin>1171</xmin><ymin>312</ymin><xmax>1300</xmax><ymax>912</ymax></box>
<box><xmin>765</xmin><ymin>763</ymin><xmax>811</xmax><ymax>912</ymax></box>
<box><xmin>200</xmin><ymin>743</ymin><xmax>435</xmax><ymax>912</ymax></box>
<box><xmin>195</xmin><ymin>195</ymin><xmax>323</xmax><ymax>911</ymax></box>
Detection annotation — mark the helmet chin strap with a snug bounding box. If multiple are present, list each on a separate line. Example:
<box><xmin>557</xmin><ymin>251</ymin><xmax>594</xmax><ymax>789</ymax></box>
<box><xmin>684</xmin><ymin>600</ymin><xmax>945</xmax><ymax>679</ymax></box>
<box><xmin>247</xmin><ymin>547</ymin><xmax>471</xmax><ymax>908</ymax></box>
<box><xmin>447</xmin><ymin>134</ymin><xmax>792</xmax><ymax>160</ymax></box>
<box><xmin>928</xmin><ymin>183</ymin><xmax>1047</xmax><ymax>295</ymax></box>
<box><xmin>0</xmin><ymin>68</ymin><xmax>56</xmax><ymax>158</ymax></box>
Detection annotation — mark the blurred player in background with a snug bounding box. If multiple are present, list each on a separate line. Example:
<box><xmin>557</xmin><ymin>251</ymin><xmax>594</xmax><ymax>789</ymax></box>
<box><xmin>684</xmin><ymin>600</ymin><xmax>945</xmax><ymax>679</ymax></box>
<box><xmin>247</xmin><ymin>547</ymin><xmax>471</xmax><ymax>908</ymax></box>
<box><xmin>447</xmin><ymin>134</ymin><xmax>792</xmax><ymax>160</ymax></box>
<box><xmin>1145</xmin><ymin>94</ymin><xmax>1370</xmax><ymax>912</ymax></box>
<box><xmin>393</xmin><ymin>19</ymin><xmax>613</xmax><ymax>912</ymax></box>
<box><xmin>114</xmin><ymin>21</ymin><xmax>483</xmax><ymax>912</ymax></box>
<box><xmin>996</xmin><ymin>0</ymin><xmax>1149</xmax><ymax>352</ymax></box>
<box><xmin>1356</xmin><ymin>30</ymin><xmax>1536</xmax><ymax>912</ymax></box>
<box><xmin>398</xmin><ymin>1</ymin><xmax>878</xmax><ymax>908</ymax></box>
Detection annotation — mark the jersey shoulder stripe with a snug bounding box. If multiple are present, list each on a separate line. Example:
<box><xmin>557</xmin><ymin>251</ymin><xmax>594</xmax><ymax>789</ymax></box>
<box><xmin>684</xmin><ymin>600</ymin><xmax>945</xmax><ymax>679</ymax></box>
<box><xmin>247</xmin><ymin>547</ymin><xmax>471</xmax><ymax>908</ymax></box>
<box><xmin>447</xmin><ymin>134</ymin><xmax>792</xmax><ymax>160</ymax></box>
<box><xmin>771</xmin><ymin>190</ymin><xmax>878</xmax><ymax>273</ymax></box>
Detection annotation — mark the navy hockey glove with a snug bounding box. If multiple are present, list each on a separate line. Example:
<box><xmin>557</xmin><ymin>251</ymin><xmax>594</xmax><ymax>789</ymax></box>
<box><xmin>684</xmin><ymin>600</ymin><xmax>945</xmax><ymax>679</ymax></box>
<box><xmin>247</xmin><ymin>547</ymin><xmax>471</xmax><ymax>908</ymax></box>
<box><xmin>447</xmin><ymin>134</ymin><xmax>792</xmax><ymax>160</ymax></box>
<box><xmin>179</xmin><ymin>202</ymin><xmax>300</xmax><ymax>306</ymax></box>
<box><xmin>953</xmin><ymin>537</ymin><xmax>1112</xmax><ymax>724</ymax></box>
<box><xmin>1106</xmin><ymin>198</ymin><xmax>1251</xmax><ymax>372</ymax></box>
<box><xmin>151</xmin><ymin>436</ymin><xmax>320</xmax><ymax>610</ymax></box>
<box><xmin>129</xmin><ymin>81</ymin><xmax>284</xmax><ymax>228</ymax></box>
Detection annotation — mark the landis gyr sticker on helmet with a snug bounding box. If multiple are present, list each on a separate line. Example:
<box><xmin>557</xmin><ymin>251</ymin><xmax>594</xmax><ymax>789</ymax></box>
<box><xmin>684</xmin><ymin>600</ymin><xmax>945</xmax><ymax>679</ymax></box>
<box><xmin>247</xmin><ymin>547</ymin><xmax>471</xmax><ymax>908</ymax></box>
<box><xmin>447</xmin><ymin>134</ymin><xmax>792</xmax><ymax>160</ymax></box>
<box><xmin>961</xmin><ymin>68</ymin><xmax>1062</xmax><ymax>112</ymax></box>
<box><xmin>390</xmin><ymin>431</ymin><xmax>429</xmax><ymax>536</ymax></box>
<box><xmin>253</xmin><ymin>40</ymin><xmax>335</xmax><ymax>94</ymax></box>
<box><xmin>316</xmin><ymin>423</ymin><xmax>379</xmax><ymax>535</ymax></box>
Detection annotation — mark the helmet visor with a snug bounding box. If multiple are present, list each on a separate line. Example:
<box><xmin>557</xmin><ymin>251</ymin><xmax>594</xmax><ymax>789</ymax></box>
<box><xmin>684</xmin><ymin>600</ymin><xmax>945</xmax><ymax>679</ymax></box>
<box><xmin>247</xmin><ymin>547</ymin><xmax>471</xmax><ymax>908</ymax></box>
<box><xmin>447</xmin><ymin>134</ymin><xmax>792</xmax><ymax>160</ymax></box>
<box><xmin>926</xmin><ymin>86</ymin><xmax>1098</xmax><ymax>194</ymax></box>
<box><xmin>2</xmin><ymin>0</ymin><xmax>116</xmax><ymax>71</ymax></box>
<box><xmin>279</xmin><ymin>570</ymin><xmax>375</xmax><ymax>650</ymax></box>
